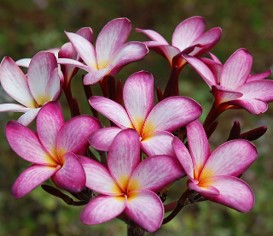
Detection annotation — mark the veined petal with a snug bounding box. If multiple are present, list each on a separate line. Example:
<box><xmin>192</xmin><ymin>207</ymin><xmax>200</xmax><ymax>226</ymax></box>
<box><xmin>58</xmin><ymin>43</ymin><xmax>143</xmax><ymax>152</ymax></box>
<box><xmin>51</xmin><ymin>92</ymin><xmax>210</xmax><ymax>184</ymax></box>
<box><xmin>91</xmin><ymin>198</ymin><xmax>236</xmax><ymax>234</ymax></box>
<box><xmin>128</xmin><ymin>155</ymin><xmax>183</xmax><ymax>193</ymax></box>
<box><xmin>6</xmin><ymin>121</ymin><xmax>54</xmax><ymax>165</ymax></box>
<box><xmin>203</xmin><ymin>176</ymin><xmax>255</xmax><ymax>212</ymax></box>
<box><xmin>65</xmin><ymin>32</ymin><xmax>97</xmax><ymax>69</ymax></box>
<box><xmin>202</xmin><ymin>139</ymin><xmax>257</xmax><ymax>178</ymax></box>
<box><xmin>220</xmin><ymin>49</ymin><xmax>253</xmax><ymax>89</ymax></box>
<box><xmin>136</xmin><ymin>28</ymin><xmax>169</xmax><ymax>45</ymax></box>
<box><xmin>83</xmin><ymin>68</ymin><xmax>110</xmax><ymax>85</ymax></box>
<box><xmin>172</xmin><ymin>16</ymin><xmax>206</xmax><ymax>51</ymax></box>
<box><xmin>76</xmin><ymin>26</ymin><xmax>94</xmax><ymax>43</ymax></box>
<box><xmin>0</xmin><ymin>57</ymin><xmax>35</xmax><ymax>107</ymax></box>
<box><xmin>56</xmin><ymin>115</ymin><xmax>100</xmax><ymax>155</ymax></box>
<box><xmin>0</xmin><ymin>103</ymin><xmax>31</xmax><ymax>113</ymax></box>
<box><xmin>80</xmin><ymin>156</ymin><xmax>121</xmax><ymax>195</ymax></box>
<box><xmin>89</xmin><ymin>96</ymin><xmax>132</xmax><ymax>128</ymax></box>
<box><xmin>212</xmin><ymin>86</ymin><xmax>243</xmax><ymax>104</ymax></box>
<box><xmin>12</xmin><ymin>164</ymin><xmax>57</xmax><ymax>198</ymax></box>
<box><xmin>17</xmin><ymin>107</ymin><xmax>41</xmax><ymax>126</ymax></box>
<box><xmin>96</xmin><ymin>18</ymin><xmax>131</xmax><ymax>67</ymax></box>
<box><xmin>143</xmin><ymin>96</ymin><xmax>202</xmax><ymax>135</ymax></box>
<box><xmin>28</xmin><ymin>52</ymin><xmax>58</xmax><ymax>105</ymax></box>
<box><xmin>108</xmin><ymin>129</ymin><xmax>140</xmax><ymax>191</ymax></box>
<box><xmin>51</xmin><ymin>152</ymin><xmax>85</xmax><ymax>192</ymax></box>
<box><xmin>123</xmin><ymin>71</ymin><xmax>154</xmax><ymax>133</ymax></box>
<box><xmin>81</xmin><ymin>195</ymin><xmax>126</xmax><ymax>225</ymax></box>
<box><xmin>188</xmin><ymin>179</ymin><xmax>220</xmax><ymax>197</ymax></box>
<box><xmin>247</xmin><ymin>69</ymin><xmax>271</xmax><ymax>81</ymax></box>
<box><xmin>57</xmin><ymin>58</ymin><xmax>91</xmax><ymax>72</ymax></box>
<box><xmin>230</xmin><ymin>98</ymin><xmax>268</xmax><ymax>114</ymax></box>
<box><xmin>125</xmin><ymin>190</ymin><xmax>164</xmax><ymax>233</ymax></box>
<box><xmin>37</xmin><ymin>102</ymin><xmax>64</xmax><ymax>156</ymax></box>
<box><xmin>89</xmin><ymin>127</ymin><xmax>122</xmax><ymax>151</ymax></box>
<box><xmin>46</xmin><ymin>68</ymin><xmax>61</xmax><ymax>101</ymax></box>
<box><xmin>141</xmin><ymin>131</ymin><xmax>175</xmax><ymax>156</ymax></box>
<box><xmin>16</xmin><ymin>58</ymin><xmax>31</xmax><ymax>67</ymax></box>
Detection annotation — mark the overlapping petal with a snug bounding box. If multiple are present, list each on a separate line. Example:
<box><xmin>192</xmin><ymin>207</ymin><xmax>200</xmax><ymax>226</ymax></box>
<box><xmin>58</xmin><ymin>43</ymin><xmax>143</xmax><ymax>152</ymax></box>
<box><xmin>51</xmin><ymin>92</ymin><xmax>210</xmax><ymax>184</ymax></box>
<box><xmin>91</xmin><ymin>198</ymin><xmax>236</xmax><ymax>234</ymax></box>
<box><xmin>17</xmin><ymin>108</ymin><xmax>41</xmax><ymax>126</ymax></box>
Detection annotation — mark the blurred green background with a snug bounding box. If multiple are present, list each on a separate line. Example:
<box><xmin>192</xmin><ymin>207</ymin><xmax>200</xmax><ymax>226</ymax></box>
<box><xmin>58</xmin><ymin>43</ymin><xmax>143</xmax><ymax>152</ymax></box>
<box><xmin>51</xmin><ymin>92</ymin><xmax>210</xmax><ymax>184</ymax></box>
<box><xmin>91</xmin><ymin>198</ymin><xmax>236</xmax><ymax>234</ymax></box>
<box><xmin>1</xmin><ymin>0</ymin><xmax>273</xmax><ymax>235</ymax></box>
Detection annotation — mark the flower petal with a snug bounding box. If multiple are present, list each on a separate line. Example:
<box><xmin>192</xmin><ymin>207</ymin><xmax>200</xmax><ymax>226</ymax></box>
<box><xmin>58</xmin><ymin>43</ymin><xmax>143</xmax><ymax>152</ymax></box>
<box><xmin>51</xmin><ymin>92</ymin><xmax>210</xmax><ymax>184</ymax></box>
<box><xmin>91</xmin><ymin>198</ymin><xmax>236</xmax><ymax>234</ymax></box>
<box><xmin>83</xmin><ymin>68</ymin><xmax>110</xmax><ymax>85</ymax></box>
<box><xmin>81</xmin><ymin>195</ymin><xmax>126</xmax><ymax>225</ymax></box>
<box><xmin>248</xmin><ymin>69</ymin><xmax>271</xmax><ymax>81</ymax></box>
<box><xmin>17</xmin><ymin>107</ymin><xmax>41</xmax><ymax>126</ymax></box>
<box><xmin>12</xmin><ymin>164</ymin><xmax>57</xmax><ymax>198</ymax></box>
<box><xmin>80</xmin><ymin>156</ymin><xmax>121</xmax><ymax>195</ymax></box>
<box><xmin>0</xmin><ymin>103</ymin><xmax>31</xmax><ymax>113</ymax></box>
<box><xmin>46</xmin><ymin>68</ymin><xmax>61</xmax><ymax>101</ymax></box>
<box><xmin>51</xmin><ymin>152</ymin><xmax>85</xmax><ymax>192</ymax></box>
<box><xmin>125</xmin><ymin>190</ymin><xmax>164</xmax><ymax>233</ymax></box>
<box><xmin>231</xmin><ymin>98</ymin><xmax>268</xmax><ymax>114</ymax></box>
<box><xmin>89</xmin><ymin>96</ymin><xmax>132</xmax><ymax>128</ymax></box>
<box><xmin>128</xmin><ymin>155</ymin><xmax>183</xmax><ymax>192</ymax></box>
<box><xmin>123</xmin><ymin>71</ymin><xmax>154</xmax><ymax>133</ymax></box>
<box><xmin>108</xmin><ymin>129</ymin><xmax>140</xmax><ymax>191</ymax></box>
<box><xmin>135</xmin><ymin>28</ymin><xmax>169</xmax><ymax>45</ymax></box>
<box><xmin>6</xmin><ymin>121</ymin><xmax>54</xmax><ymax>164</ymax></box>
<box><xmin>57</xmin><ymin>58</ymin><xmax>91</xmax><ymax>72</ymax></box>
<box><xmin>89</xmin><ymin>127</ymin><xmax>122</xmax><ymax>151</ymax></box>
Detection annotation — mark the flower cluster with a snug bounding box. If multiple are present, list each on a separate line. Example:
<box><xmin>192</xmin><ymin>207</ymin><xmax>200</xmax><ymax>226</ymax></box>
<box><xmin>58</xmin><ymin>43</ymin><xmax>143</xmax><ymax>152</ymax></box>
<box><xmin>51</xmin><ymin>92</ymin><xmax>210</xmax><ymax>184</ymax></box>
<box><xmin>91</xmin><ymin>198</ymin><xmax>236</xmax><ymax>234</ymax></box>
<box><xmin>0</xmin><ymin>16</ymin><xmax>272</xmax><ymax>234</ymax></box>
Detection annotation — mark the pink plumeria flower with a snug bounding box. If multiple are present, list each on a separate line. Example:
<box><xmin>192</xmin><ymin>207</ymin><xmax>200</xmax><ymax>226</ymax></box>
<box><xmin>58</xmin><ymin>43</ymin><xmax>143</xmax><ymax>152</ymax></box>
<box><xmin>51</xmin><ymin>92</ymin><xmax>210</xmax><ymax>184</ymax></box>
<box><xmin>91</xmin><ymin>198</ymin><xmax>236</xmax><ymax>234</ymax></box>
<box><xmin>136</xmin><ymin>16</ymin><xmax>221</xmax><ymax>68</ymax></box>
<box><xmin>173</xmin><ymin>120</ymin><xmax>257</xmax><ymax>212</ymax></box>
<box><xmin>184</xmin><ymin>48</ymin><xmax>273</xmax><ymax>114</ymax></box>
<box><xmin>80</xmin><ymin>129</ymin><xmax>183</xmax><ymax>232</ymax></box>
<box><xmin>0</xmin><ymin>51</ymin><xmax>61</xmax><ymax>125</ymax></box>
<box><xmin>89</xmin><ymin>70</ymin><xmax>202</xmax><ymax>156</ymax></box>
<box><xmin>6</xmin><ymin>102</ymin><xmax>100</xmax><ymax>198</ymax></box>
<box><xmin>58</xmin><ymin>17</ymin><xmax>148</xmax><ymax>85</ymax></box>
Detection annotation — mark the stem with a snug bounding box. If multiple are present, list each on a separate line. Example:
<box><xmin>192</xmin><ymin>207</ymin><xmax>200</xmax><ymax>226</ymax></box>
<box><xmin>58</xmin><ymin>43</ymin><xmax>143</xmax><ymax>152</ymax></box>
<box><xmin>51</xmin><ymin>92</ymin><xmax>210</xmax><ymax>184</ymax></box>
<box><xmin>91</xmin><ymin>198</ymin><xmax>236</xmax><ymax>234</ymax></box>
<box><xmin>63</xmin><ymin>82</ymin><xmax>80</xmax><ymax>117</ymax></box>
<box><xmin>127</xmin><ymin>223</ymin><xmax>145</xmax><ymax>236</ymax></box>
<box><xmin>163</xmin><ymin>65</ymin><xmax>182</xmax><ymax>98</ymax></box>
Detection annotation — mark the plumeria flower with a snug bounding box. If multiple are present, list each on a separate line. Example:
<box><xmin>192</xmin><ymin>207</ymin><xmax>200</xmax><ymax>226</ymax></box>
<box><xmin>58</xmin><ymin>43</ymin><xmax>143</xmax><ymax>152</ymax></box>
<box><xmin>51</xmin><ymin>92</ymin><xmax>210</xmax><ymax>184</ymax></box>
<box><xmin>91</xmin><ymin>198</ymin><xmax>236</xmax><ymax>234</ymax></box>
<box><xmin>58</xmin><ymin>17</ymin><xmax>149</xmax><ymax>85</ymax></box>
<box><xmin>89</xmin><ymin>70</ymin><xmax>202</xmax><ymax>156</ymax></box>
<box><xmin>173</xmin><ymin>120</ymin><xmax>257</xmax><ymax>212</ymax></box>
<box><xmin>80</xmin><ymin>129</ymin><xmax>183</xmax><ymax>232</ymax></box>
<box><xmin>0</xmin><ymin>51</ymin><xmax>61</xmax><ymax>125</ymax></box>
<box><xmin>6</xmin><ymin>102</ymin><xmax>100</xmax><ymax>198</ymax></box>
<box><xmin>136</xmin><ymin>16</ymin><xmax>221</xmax><ymax>68</ymax></box>
<box><xmin>184</xmin><ymin>48</ymin><xmax>273</xmax><ymax>114</ymax></box>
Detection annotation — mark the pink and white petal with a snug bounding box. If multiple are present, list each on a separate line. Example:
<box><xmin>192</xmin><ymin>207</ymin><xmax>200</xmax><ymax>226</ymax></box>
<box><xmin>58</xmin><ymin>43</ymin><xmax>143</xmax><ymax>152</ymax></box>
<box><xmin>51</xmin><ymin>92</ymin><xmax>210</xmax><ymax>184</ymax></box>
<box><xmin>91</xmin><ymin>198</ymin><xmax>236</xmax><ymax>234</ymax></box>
<box><xmin>141</xmin><ymin>131</ymin><xmax>175</xmax><ymax>156</ymax></box>
<box><xmin>247</xmin><ymin>69</ymin><xmax>271</xmax><ymax>81</ymax></box>
<box><xmin>83</xmin><ymin>68</ymin><xmax>111</xmax><ymax>85</ymax></box>
<box><xmin>0</xmin><ymin>57</ymin><xmax>35</xmax><ymax>107</ymax></box>
<box><xmin>89</xmin><ymin>127</ymin><xmax>122</xmax><ymax>151</ymax></box>
<box><xmin>123</xmin><ymin>71</ymin><xmax>154</xmax><ymax>133</ymax></box>
<box><xmin>125</xmin><ymin>190</ymin><xmax>164</xmax><ymax>233</ymax></box>
<box><xmin>46</xmin><ymin>68</ymin><xmax>61</xmax><ymax>101</ymax></box>
<box><xmin>108</xmin><ymin>129</ymin><xmax>140</xmax><ymax>191</ymax></box>
<box><xmin>80</xmin><ymin>156</ymin><xmax>121</xmax><ymax>195</ymax></box>
<box><xmin>143</xmin><ymin>96</ymin><xmax>202</xmax><ymax>135</ymax></box>
<box><xmin>12</xmin><ymin>164</ymin><xmax>57</xmax><ymax>198</ymax></box>
<box><xmin>208</xmin><ymin>52</ymin><xmax>222</xmax><ymax>64</ymax></box>
<box><xmin>212</xmin><ymin>86</ymin><xmax>243</xmax><ymax>104</ymax></box>
<box><xmin>202</xmin><ymin>139</ymin><xmax>257</xmax><ymax>178</ymax></box>
<box><xmin>220</xmin><ymin>49</ymin><xmax>253</xmax><ymax>89</ymax></box>
<box><xmin>203</xmin><ymin>176</ymin><xmax>255</xmax><ymax>212</ymax></box>
<box><xmin>89</xmin><ymin>96</ymin><xmax>132</xmax><ymax>128</ymax></box>
<box><xmin>57</xmin><ymin>58</ymin><xmax>91</xmax><ymax>72</ymax></box>
<box><xmin>186</xmin><ymin>120</ymin><xmax>210</xmax><ymax>173</ymax></box>
<box><xmin>96</xmin><ymin>18</ymin><xmax>131</xmax><ymax>66</ymax></box>
<box><xmin>172</xmin><ymin>16</ymin><xmax>206</xmax><ymax>51</ymax></box>
<box><xmin>16</xmin><ymin>58</ymin><xmax>31</xmax><ymax>67</ymax></box>
<box><xmin>135</xmin><ymin>28</ymin><xmax>169</xmax><ymax>44</ymax></box>
<box><xmin>17</xmin><ymin>107</ymin><xmax>41</xmax><ymax>126</ymax></box>
<box><xmin>28</xmin><ymin>52</ymin><xmax>58</xmax><ymax>104</ymax></box>
<box><xmin>65</xmin><ymin>32</ymin><xmax>97</xmax><ymax>69</ymax></box>
<box><xmin>81</xmin><ymin>195</ymin><xmax>126</xmax><ymax>225</ymax></box>
<box><xmin>76</xmin><ymin>26</ymin><xmax>93</xmax><ymax>43</ymax></box>
<box><xmin>51</xmin><ymin>152</ymin><xmax>85</xmax><ymax>192</ymax></box>
<box><xmin>128</xmin><ymin>155</ymin><xmax>183</xmax><ymax>193</ymax></box>
<box><xmin>6</xmin><ymin>121</ymin><xmax>53</xmax><ymax>164</ymax></box>
<box><xmin>0</xmin><ymin>103</ymin><xmax>30</xmax><ymax>113</ymax></box>
<box><xmin>188</xmin><ymin>179</ymin><xmax>220</xmax><ymax>197</ymax></box>
<box><xmin>56</xmin><ymin>115</ymin><xmax>100</xmax><ymax>155</ymax></box>
<box><xmin>231</xmin><ymin>98</ymin><xmax>268</xmax><ymax>114</ymax></box>
<box><xmin>183</xmin><ymin>55</ymin><xmax>217</xmax><ymax>87</ymax></box>
<box><xmin>37</xmin><ymin>102</ymin><xmax>64</xmax><ymax>156</ymax></box>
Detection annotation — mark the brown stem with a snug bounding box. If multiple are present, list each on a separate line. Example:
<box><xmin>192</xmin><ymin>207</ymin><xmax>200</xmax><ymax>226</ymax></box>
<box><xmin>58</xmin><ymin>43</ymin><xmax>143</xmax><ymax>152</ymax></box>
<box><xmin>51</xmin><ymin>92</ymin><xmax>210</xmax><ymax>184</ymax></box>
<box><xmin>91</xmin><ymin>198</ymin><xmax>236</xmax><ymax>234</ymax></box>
<box><xmin>63</xmin><ymin>82</ymin><xmax>80</xmax><ymax>117</ymax></box>
<box><xmin>163</xmin><ymin>65</ymin><xmax>182</xmax><ymax>98</ymax></box>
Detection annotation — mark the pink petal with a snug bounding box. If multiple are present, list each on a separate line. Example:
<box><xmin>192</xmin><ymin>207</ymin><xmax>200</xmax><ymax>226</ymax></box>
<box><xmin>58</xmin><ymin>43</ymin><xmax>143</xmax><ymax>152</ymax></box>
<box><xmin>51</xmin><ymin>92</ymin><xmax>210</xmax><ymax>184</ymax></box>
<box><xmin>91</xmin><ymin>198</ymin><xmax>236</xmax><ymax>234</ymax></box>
<box><xmin>51</xmin><ymin>152</ymin><xmax>85</xmax><ymax>192</ymax></box>
<box><xmin>76</xmin><ymin>26</ymin><xmax>93</xmax><ymax>43</ymax></box>
<box><xmin>6</xmin><ymin>121</ymin><xmax>54</xmax><ymax>165</ymax></box>
<box><xmin>108</xmin><ymin>129</ymin><xmax>140</xmax><ymax>191</ymax></box>
<box><xmin>56</xmin><ymin>115</ymin><xmax>100</xmax><ymax>155</ymax></box>
<box><xmin>0</xmin><ymin>57</ymin><xmax>35</xmax><ymax>107</ymax></box>
<box><xmin>12</xmin><ymin>164</ymin><xmax>57</xmax><ymax>198</ymax></box>
<box><xmin>143</xmin><ymin>96</ymin><xmax>202</xmax><ymax>135</ymax></box>
<box><xmin>128</xmin><ymin>155</ymin><xmax>183</xmax><ymax>192</ymax></box>
<box><xmin>65</xmin><ymin>32</ymin><xmax>97</xmax><ymax>69</ymax></box>
<box><xmin>248</xmin><ymin>69</ymin><xmax>271</xmax><ymax>81</ymax></box>
<box><xmin>83</xmin><ymin>68</ymin><xmax>110</xmax><ymax>85</ymax></box>
<box><xmin>17</xmin><ymin>107</ymin><xmax>41</xmax><ymax>126</ymax></box>
<box><xmin>125</xmin><ymin>190</ymin><xmax>164</xmax><ymax>233</ymax></box>
<box><xmin>37</xmin><ymin>102</ymin><xmax>64</xmax><ymax>156</ymax></box>
<box><xmin>202</xmin><ymin>139</ymin><xmax>257</xmax><ymax>178</ymax></box>
<box><xmin>96</xmin><ymin>18</ymin><xmax>131</xmax><ymax>67</ymax></box>
<box><xmin>231</xmin><ymin>98</ymin><xmax>268</xmax><ymax>114</ymax></box>
<box><xmin>89</xmin><ymin>127</ymin><xmax>122</xmax><ymax>151</ymax></box>
<box><xmin>46</xmin><ymin>68</ymin><xmax>61</xmax><ymax>101</ymax></box>
<box><xmin>212</xmin><ymin>86</ymin><xmax>243</xmax><ymax>103</ymax></box>
<box><xmin>203</xmin><ymin>176</ymin><xmax>255</xmax><ymax>212</ymax></box>
<box><xmin>89</xmin><ymin>96</ymin><xmax>132</xmax><ymax>128</ymax></box>
<box><xmin>81</xmin><ymin>195</ymin><xmax>126</xmax><ymax>225</ymax></box>
<box><xmin>0</xmin><ymin>103</ymin><xmax>31</xmax><ymax>113</ymax></box>
<box><xmin>188</xmin><ymin>179</ymin><xmax>220</xmax><ymax>197</ymax></box>
<box><xmin>57</xmin><ymin>58</ymin><xmax>91</xmax><ymax>72</ymax></box>
<box><xmin>172</xmin><ymin>16</ymin><xmax>206</xmax><ymax>51</ymax></box>
<box><xmin>80</xmin><ymin>156</ymin><xmax>121</xmax><ymax>195</ymax></box>
<box><xmin>220</xmin><ymin>49</ymin><xmax>253</xmax><ymax>89</ymax></box>
<box><xmin>135</xmin><ymin>28</ymin><xmax>169</xmax><ymax>45</ymax></box>
<box><xmin>16</xmin><ymin>58</ymin><xmax>31</xmax><ymax>67</ymax></box>
<box><xmin>123</xmin><ymin>71</ymin><xmax>154</xmax><ymax>133</ymax></box>
<box><xmin>141</xmin><ymin>131</ymin><xmax>175</xmax><ymax>156</ymax></box>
